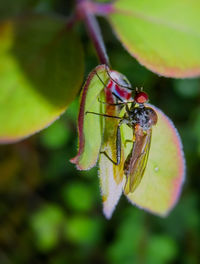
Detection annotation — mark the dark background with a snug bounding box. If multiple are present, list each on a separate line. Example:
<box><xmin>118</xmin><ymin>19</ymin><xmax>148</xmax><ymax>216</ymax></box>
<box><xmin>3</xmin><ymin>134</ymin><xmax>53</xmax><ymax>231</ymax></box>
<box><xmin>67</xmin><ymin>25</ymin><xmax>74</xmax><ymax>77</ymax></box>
<box><xmin>0</xmin><ymin>1</ymin><xmax>200</xmax><ymax>263</ymax></box>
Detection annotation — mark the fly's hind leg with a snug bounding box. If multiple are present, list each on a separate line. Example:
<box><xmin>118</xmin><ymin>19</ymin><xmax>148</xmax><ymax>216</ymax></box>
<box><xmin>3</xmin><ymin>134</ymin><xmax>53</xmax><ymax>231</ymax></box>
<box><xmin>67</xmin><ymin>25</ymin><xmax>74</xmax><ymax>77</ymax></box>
<box><xmin>124</xmin><ymin>139</ymin><xmax>134</xmax><ymax>148</ymax></box>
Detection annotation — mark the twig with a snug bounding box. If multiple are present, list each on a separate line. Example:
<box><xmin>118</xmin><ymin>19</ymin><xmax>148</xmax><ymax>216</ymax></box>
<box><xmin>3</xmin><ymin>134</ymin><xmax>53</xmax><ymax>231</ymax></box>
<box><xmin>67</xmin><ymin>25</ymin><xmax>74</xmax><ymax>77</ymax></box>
<box><xmin>76</xmin><ymin>0</ymin><xmax>110</xmax><ymax>65</ymax></box>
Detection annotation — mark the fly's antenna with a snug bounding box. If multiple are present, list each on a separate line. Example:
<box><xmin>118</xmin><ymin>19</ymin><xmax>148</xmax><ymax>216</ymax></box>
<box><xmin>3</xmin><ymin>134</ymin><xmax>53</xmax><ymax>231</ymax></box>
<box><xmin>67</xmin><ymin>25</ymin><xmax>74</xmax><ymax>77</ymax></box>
<box><xmin>104</xmin><ymin>65</ymin><xmax>134</xmax><ymax>91</ymax></box>
<box><xmin>135</xmin><ymin>87</ymin><xmax>144</xmax><ymax>93</ymax></box>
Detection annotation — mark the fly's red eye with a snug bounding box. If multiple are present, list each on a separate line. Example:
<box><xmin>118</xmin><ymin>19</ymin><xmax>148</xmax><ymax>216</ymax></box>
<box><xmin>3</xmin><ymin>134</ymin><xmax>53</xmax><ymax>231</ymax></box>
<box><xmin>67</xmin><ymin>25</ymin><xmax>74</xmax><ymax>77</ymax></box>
<box><xmin>134</xmin><ymin>92</ymin><xmax>149</xmax><ymax>104</ymax></box>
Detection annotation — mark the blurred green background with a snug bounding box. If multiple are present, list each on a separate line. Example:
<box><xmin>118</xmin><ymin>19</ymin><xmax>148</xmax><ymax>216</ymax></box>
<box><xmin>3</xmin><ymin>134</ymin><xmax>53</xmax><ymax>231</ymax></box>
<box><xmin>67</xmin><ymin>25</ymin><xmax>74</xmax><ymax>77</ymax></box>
<box><xmin>0</xmin><ymin>1</ymin><xmax>200</xmax><ymax>263</ymax></box>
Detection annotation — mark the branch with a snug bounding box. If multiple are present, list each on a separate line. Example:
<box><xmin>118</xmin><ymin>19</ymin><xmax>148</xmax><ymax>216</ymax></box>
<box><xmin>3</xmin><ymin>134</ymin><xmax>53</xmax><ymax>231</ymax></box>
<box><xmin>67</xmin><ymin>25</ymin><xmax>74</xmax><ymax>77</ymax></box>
<box><xmin>76</xmin><ymin>0</ymin><xmax>110</xmax><ymax>66</ymax></box>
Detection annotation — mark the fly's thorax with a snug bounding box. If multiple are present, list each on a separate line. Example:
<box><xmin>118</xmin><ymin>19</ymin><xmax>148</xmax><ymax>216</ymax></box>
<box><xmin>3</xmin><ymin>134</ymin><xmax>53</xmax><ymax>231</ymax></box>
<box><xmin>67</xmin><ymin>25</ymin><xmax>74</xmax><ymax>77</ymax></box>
<box><xmin>129</xmin><ymin>105</ymin><xmax>158</xmax><ymax>130</ymax></box>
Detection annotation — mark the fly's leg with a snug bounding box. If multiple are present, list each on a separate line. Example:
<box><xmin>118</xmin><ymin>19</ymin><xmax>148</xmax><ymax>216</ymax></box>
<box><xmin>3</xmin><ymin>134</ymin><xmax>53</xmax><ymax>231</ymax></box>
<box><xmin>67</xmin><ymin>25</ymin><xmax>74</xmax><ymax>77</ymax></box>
<box><xmin>100</xmin><ymin>120</ymin><xmax>123</xmax><ymax>165</ymax></box>
<box><xmin>95</xmin><ymin>69</ymin><xmax>124</xmax><ymax>103</ymax></box>
<box><xmin>104</xmin><ymin>65</ymin><xmax>133</xmax><ymax>90</ymax></box>
<box><xmin>97</xmin><ymin>96</ymin><xmax>124</xmax><ymax>106</ymax></box>
<box><xmin>110</xmin><ymin>92</ymin><xmax>132</xmax><ymax>114</ymax></box>
<box><xmin>86</xmin><ymin>111</ymin><xmax>122</xmax><ymax>165</ymax></box>
<box><xmin>124</xmin><ymin>139</ymin><xmax>134</xmax><ymax>148</ymax></box>
<box><xmin>86</xmin><ymin>110</ymin><xmax>127</xmax><ymax>166</ymax></box>
<box><xmin>97</xmin><ymin>96</ymin><xmax>134</xmax><ymax>106</ymax></box>
<box><xmin>85</xmin><ymin>111</ymin><xmax>122</xmax><ymax>120</ymax></box>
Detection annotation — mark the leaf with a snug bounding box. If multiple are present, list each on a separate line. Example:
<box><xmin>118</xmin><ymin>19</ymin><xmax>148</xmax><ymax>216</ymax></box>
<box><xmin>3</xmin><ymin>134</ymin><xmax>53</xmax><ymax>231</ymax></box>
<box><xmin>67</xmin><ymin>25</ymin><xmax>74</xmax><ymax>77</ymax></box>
<box><xmin>123</xmin><ymin>105</ymin><xmax>185</xmax><ymax>216</ymax></box>
<box><xmin>109</xmin><ymin>0</ymin><xmax>200</xmax><ymax>77</ymax></box>
<box><xmin>65</xmin><ymin>215</ymin><xmax>102</xmax><ymax>245</ymax></box>
<box><xmin>70</xmin><ymin>65</ymin><xmax>109</xmax><ymax>170</ymax></box>
<box><xmin>62</xmin><ymin>182</ymin><xmax>95</xmax><ymax>212</ymax></box>
<box><xmin>0</xmin><ymin>16</ymin><xmax>84</xmax><ymax>143</ymax></box>
<box><xmin>40</xmin><ymin>119</ymin><xmax>70</xmax><ymax>149</ymax></box>
<box><xmin>0</xmin><ymin>0</ymin><xmax>34</xmax><ymax>19</ymax></box>
<box><xmin>173</xmin><ymin>79</ymin><xmax>200</xmax><ymax>98</ymax></box>
<box><xmin>30</xmin><ymin>204</ymin><xmax>64</xmax><ymax>252</ymax></box>
<box><xmin>99</xmin><ymin>116</ymin><xmax>125</xmax><ymax>219</ymax></box>
<box><xmin>98</xmin><ymin>70</ymin><xmax>133</xmax><ymax>219</ymax></box>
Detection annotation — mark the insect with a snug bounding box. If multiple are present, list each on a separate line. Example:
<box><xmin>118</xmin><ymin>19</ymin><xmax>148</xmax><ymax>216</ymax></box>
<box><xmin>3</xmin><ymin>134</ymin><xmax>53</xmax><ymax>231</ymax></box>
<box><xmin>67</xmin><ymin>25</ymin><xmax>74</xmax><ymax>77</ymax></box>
<box><xmin>87</xmin><ymin>67</ymin><xmax>158</xmax><ymax>194</ymax></box>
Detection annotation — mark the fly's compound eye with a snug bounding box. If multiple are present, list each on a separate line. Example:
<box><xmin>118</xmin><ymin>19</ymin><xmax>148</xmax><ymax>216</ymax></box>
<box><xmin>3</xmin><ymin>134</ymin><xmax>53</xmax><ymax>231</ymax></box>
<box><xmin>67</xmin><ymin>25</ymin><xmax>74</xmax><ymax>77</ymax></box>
<box><xmin>134</xmin><ymin>91</ymin><xmax>149</xmax><ymax>104</ymax></box>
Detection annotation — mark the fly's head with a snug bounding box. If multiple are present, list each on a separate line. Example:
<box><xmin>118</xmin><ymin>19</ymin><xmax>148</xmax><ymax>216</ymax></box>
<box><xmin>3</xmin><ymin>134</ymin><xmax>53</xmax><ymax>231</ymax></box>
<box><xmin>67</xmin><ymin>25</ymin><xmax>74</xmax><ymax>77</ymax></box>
<box><xmin>134</xmin><ymin>89</ymin><xmax>149</xmax><ymax>104</ymax></box>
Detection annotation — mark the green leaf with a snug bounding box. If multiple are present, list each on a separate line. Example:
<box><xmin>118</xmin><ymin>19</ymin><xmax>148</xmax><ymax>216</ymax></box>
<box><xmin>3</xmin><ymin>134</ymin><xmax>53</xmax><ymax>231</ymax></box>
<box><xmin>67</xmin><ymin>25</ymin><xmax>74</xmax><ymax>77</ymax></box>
<box><xmin>147</xmin><ymin>235</ymin><xmax>177</xmax><ymax>264</ymax></box>
<box><xmin>107</xmin><ymin>210</ymin><xmax>145</xmax><ymax>263</ymax></box>
<box><xmin>40</xmin><ymin>119</ymin><xmax>70</xmax><ymax>149</ymax></box>
<box><xmin>0</xmin><ymin>16</ymin><xmax>84</xmax><ymax>143</ymax></box>
<box><xmin>30</xmin><ymin>204</ymin><xmax>64</xmax><ymax>251</ymax></box>
<box><xmin>70</xmin><ymin>65</ymin><xmax>109</xmax><ymax>170</ymax></box>
<box><xmin>123</xmin><ymin>105</ymin><xmax>185</xmax><ymax>216</ymax></box>
<box><xmin>64</xmin><ymin>215</ymin><xmax>102</xmax><ymax>245</ymax></box>
<box><xmin>0</xmin><ymin>0</ymin><xmax>34</xmax><ymax>19</ymax></box>
<box><xmin>62</xmin><ymin>182</ymin><xmax>95</xmax><ymax>212</ymax></box>
<box><xmin>173</xmin><ymin>79</ymin><xmax>200</xmax><ymax>98</ymax></box>
<box><xmin>109</xmin><ymin>0</ymin><xmax>200</xmax><ymax>77</ymax></box>
<box><xmin>99</xmin><ymin>99</ymin><xmax>127</xmax><ymax>219</ymax></box>
<box><xmin>193</xmin><ymin>107</ymin><xmax>200</xmax><ymax>156</ymax></box>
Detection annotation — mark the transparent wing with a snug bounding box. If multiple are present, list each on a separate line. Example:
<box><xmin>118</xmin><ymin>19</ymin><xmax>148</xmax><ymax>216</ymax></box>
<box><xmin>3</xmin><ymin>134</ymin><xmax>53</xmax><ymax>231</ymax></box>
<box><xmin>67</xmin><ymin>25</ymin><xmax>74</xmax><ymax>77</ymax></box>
<box><xmin>124</xmin><ymin>128</ymin><xmax>152</xmax><ymax>195</ymax></box>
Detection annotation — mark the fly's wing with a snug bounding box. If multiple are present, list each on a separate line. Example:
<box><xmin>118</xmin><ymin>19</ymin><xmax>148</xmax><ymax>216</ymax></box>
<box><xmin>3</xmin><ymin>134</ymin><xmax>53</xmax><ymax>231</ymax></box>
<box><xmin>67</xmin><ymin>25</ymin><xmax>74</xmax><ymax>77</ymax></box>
<box><xmin>124</xmin><ymin>128</ymin><xmax>152</xmax><ymax>195</ymax></box>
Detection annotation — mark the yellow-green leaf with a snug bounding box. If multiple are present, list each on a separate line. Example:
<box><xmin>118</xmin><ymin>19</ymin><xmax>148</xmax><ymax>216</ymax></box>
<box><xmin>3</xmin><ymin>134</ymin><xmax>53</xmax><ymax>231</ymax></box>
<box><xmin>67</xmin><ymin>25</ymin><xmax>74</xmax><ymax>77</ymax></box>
<box><xmin>0</xmin><ymin>16</ymin><xmax>84</xmax><ymax>143</ymax></box>
<box><xmin>123</xmin><ymin>105</ymin><xmax>185</xmax><ymax>216</ymax></box>
<box><xmin>109</xmin><ymin>0</ymin><xmax>200</xmax><ymax>77</ymax></box>
<box><xmin>99</xmin><ymin>116</ymin><xmax>125</xmax><ymax>219</ymax></box>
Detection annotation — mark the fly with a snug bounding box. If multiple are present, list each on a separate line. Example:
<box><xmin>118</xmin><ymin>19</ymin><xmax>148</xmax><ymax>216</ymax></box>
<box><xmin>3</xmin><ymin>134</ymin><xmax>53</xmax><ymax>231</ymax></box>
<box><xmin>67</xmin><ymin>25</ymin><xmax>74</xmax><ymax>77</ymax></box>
<box><xmin>87</xmin><ymin>67</ymin><xmax>158</xmax><ymax>194</ymax></box>
<box><xmin>122</xmin><ymin>94</ymin><xmax>157</xmax><ymax>194</ymax></box>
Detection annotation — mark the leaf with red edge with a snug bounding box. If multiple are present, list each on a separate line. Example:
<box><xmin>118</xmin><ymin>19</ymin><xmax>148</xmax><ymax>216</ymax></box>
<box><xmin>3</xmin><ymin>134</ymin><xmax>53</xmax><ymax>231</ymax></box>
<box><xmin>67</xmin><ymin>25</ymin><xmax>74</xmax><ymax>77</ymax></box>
<box><xmin>108</xmin><ymin>0</ymin><xmax>200</xmax><ymax>77</ymax></box>
<box><xmin>70</xmin><ymin>65</ymin><xmax>109</xmax><ymax>170</ymax></box>
<box><xmin>98</xmin><ymin>70</ymin><xmax>132</xmax><ymax>219</ymax></box>
<box><xmin>122</xmin><ymin>105</ymin><xmax>185</xmax><ymax>216</ymax></box>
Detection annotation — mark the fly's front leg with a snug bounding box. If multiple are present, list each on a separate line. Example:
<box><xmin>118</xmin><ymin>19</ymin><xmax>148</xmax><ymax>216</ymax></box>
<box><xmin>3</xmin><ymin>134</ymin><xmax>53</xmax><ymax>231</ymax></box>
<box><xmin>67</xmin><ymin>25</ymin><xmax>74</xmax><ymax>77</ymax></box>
<box><xmin>85</xmin><ymin>111</ymin><xmax>122</xmax><ymax>120</ymax></box>
<box><xmin>100</xmin><ymin>120</ymin><xmax>123</xmax><ymax>165</ymax></box>
<box><xmin>124</xmin><ymin>139</ymin><xmax>134</xmax><ymax>148</ymax></box>
<box><xmin>97</xmin><ymin>96</ymin><xmax>129</xmax><ymax>106</ymax></box>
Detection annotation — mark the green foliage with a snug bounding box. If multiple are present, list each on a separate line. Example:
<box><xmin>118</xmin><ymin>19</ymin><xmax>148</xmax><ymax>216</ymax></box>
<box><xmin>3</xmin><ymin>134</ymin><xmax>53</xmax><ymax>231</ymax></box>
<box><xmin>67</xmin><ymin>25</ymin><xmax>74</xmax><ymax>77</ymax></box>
<box><xmin>62</xmin><ymin>182</ymin><xmax>95</xmax><ymax>212</ymax></box>
<box><xmin>146</xmin><ymin>235</ymin><xmax>177</xmax><ymax>264</ymax></box>
<box><xmin>30</xmin><ymin>204</ymin><xmax>65</xmax><ymax>251</ymax></box>
<box><xmin>64</xmin><ymin>215</ymin><xmax>102</xmax><ymax>245</ymax></box>
<box><xmin>107</xmin><ymin>210</ymin><xmax>145</xmax><ymax>263</ymax></box>
<box><xmin>0</xmin><ymin>0</ymin><xmax>35</xmax><ymax>19</ymax></box>
<box><xmin>40</xmin><ymin>119</ymin><xmax>70</xmax><ymax>149</ymax></box>
<box><xmin>193</xmin><ymin>108</ymin><xmax>200</xmax><ymax>156</ymax></box>
<box><xmin>173</xmin><ymin>79</ymin><xmax>200</xmax><ymax>98</ymax></box>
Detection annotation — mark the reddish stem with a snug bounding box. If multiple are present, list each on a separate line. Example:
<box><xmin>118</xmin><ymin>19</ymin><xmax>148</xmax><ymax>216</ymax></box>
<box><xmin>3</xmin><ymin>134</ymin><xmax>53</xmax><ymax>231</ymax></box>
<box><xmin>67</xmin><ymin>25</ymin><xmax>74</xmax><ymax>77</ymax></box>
<box><xmin>76</xmin><ymin>0</ymin><xmax>110</xmax><ymax>66</ymax></box>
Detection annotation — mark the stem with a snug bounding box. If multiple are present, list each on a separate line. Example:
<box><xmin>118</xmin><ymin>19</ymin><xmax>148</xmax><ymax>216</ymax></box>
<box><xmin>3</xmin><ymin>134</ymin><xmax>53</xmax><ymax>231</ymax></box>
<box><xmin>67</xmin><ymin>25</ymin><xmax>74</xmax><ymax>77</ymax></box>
<box><xmin>76</xmin><ymin>0</ymin><xmax>110</xmax><ymax>66</ymax></box>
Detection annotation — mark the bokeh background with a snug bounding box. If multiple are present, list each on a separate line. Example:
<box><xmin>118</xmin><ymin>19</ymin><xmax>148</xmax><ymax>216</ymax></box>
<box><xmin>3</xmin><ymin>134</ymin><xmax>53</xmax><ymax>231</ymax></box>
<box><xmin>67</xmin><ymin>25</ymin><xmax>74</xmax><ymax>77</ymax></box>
<box><xmin>0</xmin><ymin>1</ymin><xmax>200</xmax><ymax>263</ymax></box>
